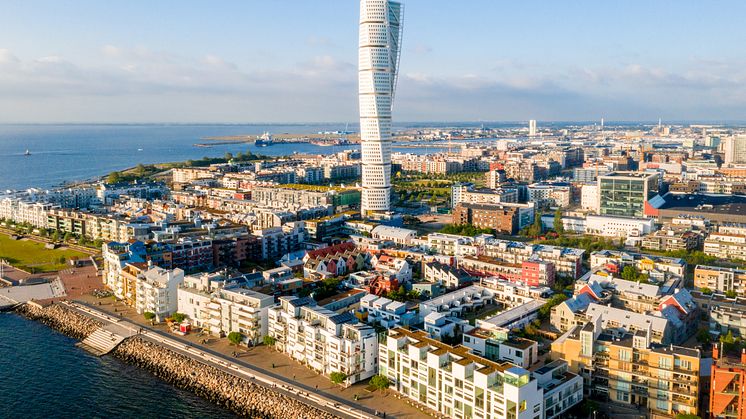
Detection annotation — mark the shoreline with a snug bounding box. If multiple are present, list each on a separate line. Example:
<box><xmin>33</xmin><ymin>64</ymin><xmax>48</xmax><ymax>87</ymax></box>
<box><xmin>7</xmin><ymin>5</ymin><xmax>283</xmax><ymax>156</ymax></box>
<box><xmin>14</xmin><ymin>301</ymin><xmax>344</xmax><ymax>419</ymax></box>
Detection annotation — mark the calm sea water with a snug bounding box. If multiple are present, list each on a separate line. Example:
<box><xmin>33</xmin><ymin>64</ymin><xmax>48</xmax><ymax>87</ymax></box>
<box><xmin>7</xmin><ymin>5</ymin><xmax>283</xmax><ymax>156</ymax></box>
<box><xmin>0</xmin><ymin>313</ymin><xmax>236</xmax><ymax>419</ymax></box>
<box><xmin>0</xmin><ymin>123</ymin><xmax>455</xmax><ymax>191</ymax></box>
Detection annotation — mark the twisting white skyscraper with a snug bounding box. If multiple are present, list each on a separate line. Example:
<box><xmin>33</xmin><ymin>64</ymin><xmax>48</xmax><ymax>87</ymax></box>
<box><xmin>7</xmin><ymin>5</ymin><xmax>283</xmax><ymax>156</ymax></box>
<box><xmin>359</xmin><ymin>0</ymin><xmax>403</xmax><ymax>215</ymax></box>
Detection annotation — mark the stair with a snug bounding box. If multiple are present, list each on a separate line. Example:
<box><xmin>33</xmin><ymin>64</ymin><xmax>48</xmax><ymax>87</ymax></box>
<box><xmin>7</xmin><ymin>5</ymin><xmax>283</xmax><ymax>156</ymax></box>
<box><xmin>77</xmin><ymin>327</ymin><xmax>126</xmax><ymax>356</ymax></box>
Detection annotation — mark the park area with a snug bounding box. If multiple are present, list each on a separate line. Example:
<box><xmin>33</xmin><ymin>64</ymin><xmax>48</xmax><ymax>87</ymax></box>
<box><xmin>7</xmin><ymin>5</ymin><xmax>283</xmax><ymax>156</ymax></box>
<box><xmin>0</xmin><ymin>234</ymin><xmax>89</xmax><ymax>273</ymax></box>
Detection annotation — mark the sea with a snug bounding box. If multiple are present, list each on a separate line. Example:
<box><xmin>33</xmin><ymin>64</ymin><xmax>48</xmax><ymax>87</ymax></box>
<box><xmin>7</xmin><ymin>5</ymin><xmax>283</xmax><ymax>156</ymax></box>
<box><xmin>0</xmin><ymin>312</ymin><xmax>236</xmax><ymax>419</ymax></box>
<box><xmin>0</xmin><ymin>123</ymin><xmax>461</xmax><ymax>191</ymax></box>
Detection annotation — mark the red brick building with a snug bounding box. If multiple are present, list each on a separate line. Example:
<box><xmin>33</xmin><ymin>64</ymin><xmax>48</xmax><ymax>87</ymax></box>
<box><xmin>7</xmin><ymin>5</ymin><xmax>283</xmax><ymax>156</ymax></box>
<box><xmin>452</xmin><ymin>203</ymin><xmax>519</xmax><ymax>234</ymax></box>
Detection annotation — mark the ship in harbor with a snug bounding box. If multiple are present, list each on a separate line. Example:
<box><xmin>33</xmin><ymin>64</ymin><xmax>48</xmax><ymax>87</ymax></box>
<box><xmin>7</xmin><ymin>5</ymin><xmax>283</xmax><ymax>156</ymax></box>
<box><xmin>255</xmin><ymin>132</ymin><xmax>273</xmax><ymax>147</ymax></box>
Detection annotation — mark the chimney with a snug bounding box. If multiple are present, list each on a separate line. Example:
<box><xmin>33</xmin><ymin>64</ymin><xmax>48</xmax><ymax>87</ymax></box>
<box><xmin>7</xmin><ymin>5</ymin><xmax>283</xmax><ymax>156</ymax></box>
<box><xmin>741</xmin><ymin>348</ymin><xmax>746</xmax><ymax>365</ymax></box>
<box><xmin>713</xmin><ymin>342</ymin><xmax>720</xmax><ymax>360</ymax></box>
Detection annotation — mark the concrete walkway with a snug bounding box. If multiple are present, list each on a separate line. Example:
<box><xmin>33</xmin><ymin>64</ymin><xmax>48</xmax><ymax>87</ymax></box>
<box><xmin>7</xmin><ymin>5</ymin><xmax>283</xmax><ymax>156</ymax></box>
<box><xmin>64</xmin><ymin>301</ymin><xmax>375</xmax><ymax>419</ymax></box>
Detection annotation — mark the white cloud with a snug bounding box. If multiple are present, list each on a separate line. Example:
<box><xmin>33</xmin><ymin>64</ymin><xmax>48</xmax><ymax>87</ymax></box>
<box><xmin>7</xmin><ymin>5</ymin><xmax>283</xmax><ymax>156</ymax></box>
<box><xmin>0</xmin><ymin>45</ymin><xmax>746</xmax><ymax>122</ymax></box>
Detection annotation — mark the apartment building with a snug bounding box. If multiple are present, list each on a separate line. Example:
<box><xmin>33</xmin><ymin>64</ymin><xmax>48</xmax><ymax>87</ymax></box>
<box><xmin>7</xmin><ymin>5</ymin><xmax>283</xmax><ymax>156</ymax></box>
<box><xmin>590</xmin><ymin>250</ymin><xmax>686</xmax><ymax>281</ymax></box>
<box><xmin>452</xmin><ymin>203</ymin><xmax>519</xmax><ymax>235</ymax></box>
<box><xmin>178</xmin><ymin>272</ymin><xmax>274</xmax><ymax>344</ymax></box>
<box><xmin>426</xmin><ymin>233</ymin><xmax>479</xmax><ymax>257</ymax></box>
<box><xmin>357</xmin><ymin>294</ymin><xmax>417</xmax><ymax>328</ymax></box>
<box><xmin>134</xmin><ymin>266</ymin><xmax>185</xmax><ymax>321</ymax></box>
<box><xmin>481</xmin><ymin>239</ymin><xmax>585</xmax><ymax>279</ymax></box>
<box><xmin>102</xmin><ymin>241</ymin><xmax>173</xmax><ymax>298</ymax></box>
<box><xmin>690</xmin><ymin>290</ymin><xmax>746</xmax><ymax>338</ymax></box>
<box><xmin>641</xmin><ymin>229</ymin><xmax>701</xmax><ymax>252</ymax></box>
<box><xmin>694</xmin><ymin>265</ymin><xmax>746</xmax><ymax>294</ymax></box>
<box><xmin>423</xmin><ymin>261</ymin><xmax>473</xmax><ymax>289</ymax></box>
<box><xmin>451</xmin><ymin>184</ymin><xmax>519</xmax><ymax>208</ymax></box>
<box><xmin>552</xmin><ymin>320</ymin><xmax>701</xmax><ymax>418</ymax></box>
<box><xmin>526</xmin><ymin>182</ymin><xmax>572</xmax><ymax>208</ymax></box>
<box><xmin>457</xmin><ymin>257</ymin><xmax>555</xmax><ymax>288</ymax></box>
<box><xmin>462</xmin><ymin>326</ymin><xmax>538</xmax><ymax>368</ymax></box>
<box><xmin>267</xmin><ymin>296</ymin><xmax>378</xmax><ymax>384</ymax></box>
<box><xmin>0</xmin><ymin>197</ymin><xmax>54</xmax><ymax>228</ymax></box>
<box><xmin>710</xmin><ymin>344</ymin><xmax>746</xmax><ymax>418</ymax></box>
<box><xmin>704</xmin><ymin>231</ymin><xmax>746</xmax><ymax>261</ymax></box>
<box><xmin>380</xmin><ymin>328</ymin><xmax>582</xmax><ymax>419</ymax></box>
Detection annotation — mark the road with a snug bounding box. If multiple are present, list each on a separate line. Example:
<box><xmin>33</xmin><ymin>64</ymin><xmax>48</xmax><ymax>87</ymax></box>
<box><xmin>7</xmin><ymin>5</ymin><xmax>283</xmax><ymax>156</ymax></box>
<box><xmin>64</xmin><ymin>301</ymin><xmax>379</xmax><ymax>419</ymax></box>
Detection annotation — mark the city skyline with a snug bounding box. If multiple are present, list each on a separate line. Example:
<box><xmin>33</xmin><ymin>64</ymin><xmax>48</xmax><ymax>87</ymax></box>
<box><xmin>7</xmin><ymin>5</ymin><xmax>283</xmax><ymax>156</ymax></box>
<box><xmin>2</xmin><ymin>0</ymin><xmax>746</xmax><ymax>123</ymax></box>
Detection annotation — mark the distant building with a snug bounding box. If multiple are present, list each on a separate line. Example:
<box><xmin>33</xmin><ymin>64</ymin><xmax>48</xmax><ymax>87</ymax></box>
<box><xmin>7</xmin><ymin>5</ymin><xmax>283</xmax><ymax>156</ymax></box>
<box><xmin>724</xmin><ymin>135</ymin><xmax>746</xmax><ymax>164</ymax></box>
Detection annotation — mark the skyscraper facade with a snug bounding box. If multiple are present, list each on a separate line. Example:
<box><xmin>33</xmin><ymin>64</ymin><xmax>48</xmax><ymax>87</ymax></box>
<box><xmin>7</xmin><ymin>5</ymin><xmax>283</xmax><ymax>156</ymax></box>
<box><xmin>724</xmin><ymin>135</ymin><xmax>746</xmax><ymax>165</ymax></box>
<box><xmin>359</xmin><ymin>0</ymin><xmax>403</xmax><ymax>215</ymax></box>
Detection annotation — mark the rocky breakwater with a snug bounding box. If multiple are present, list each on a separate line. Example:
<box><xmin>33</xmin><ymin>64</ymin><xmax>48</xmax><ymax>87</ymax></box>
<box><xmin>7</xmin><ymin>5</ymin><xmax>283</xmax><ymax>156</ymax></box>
<box><xmin>16</xmin><ymin>302</ymin><xmax>101</xmax><ymax>339</ymax></box>
<box><xmin>114</xmin><ymin>337</ymin><xmax>342</xmax><ymax>419</ymax></box>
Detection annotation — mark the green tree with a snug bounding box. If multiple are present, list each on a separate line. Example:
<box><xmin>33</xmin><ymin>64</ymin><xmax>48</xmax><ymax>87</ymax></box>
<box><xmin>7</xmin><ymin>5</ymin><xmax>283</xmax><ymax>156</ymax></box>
<box><xmin>143</xmin><ymin>312</ymin><xmax>156</xmax><ymax>321</ymax></box>
<box><xmin>720</xmin><ymin>330</ymin><xmax>736</xmax><ymax>352</ymax></box>
<box><xmin>136</xmin><ymin>163</ymin><xmax>146</xmax><ymax>177</ymax></box>
<box><xmin>553</xmin><ymin>208</ymin><xmax>564</xmax><ymax>235</ymax></box>
<box><xmin>171</xmin><ymin>312</ymin><xmax>186</xmax><ymax>323</ymax></box>
<box><xmin>263</xmin><ymin>335</ymin><xmax>276</xmax><ymax>347</ymax></box>
<box><xmin>726</xmin><ymin>290</ymin><xmax>738</xmax><ymax>299</ymax></box>
<box><xmin>63</xmin><ymin>232</ymin><xmax>72</xmax><ymax>242</ymax></box>
<box><xmin>621</xmin><ymin>265</ymin><xmax>641</xmax><ymax>281</ymax></box>
<box><xmin>330</xmin><ymin>371</ymin><xmax>348</xmax><ymax>385</ymax></box>
<box><xmin>224</xmin><ymin>152</ymin><xmax>233</xmax><ymax>161</ymax></box>
<box><xmin>51</xmin><ymin>230</ymin><xmax>59</xmax><ymax>242</ymax></box>
<box><xmin>93</xmin><ymin>239</ymin><xmax>104</xmax><ymax>249</ymax></box>
<box><xmin>528</xmin><ymin>211</ymin><xmax>543</xmax><ymax>237</ymax></box>
<box><xmin>700</xmin><ymin>287</ymin><xmax>713</xmax><ymax>295</ymax></box>
<box><xmin>675</xmin><ymin>414</ymin><xmax>702</xmax><ymax>419</ymax></box>
<box><xmin>77</xmin><ymin>235</ymin><xmax>87</xmax><ymax>246</ymax></box>
<box><xmin>228</xmin><ymin>331</ymin><xmax>244</xmax><ymax>346</ymax></box>
<box><xmin>107</xmin><ymin>171</ymin><xmax>122</xmax><ymax>184</ymax></box>
<box><xmin>369</xmin><ymin>374</ymin><xmax>390</xmax><ymax>390</ymax></box>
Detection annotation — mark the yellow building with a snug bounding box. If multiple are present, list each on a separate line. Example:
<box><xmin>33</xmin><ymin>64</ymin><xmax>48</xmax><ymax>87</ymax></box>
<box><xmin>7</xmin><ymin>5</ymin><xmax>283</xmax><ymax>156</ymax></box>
<box><xmin>551</xmin><ymin>319</ymin><xmax>701</xmax><ymax>418</ymax></box>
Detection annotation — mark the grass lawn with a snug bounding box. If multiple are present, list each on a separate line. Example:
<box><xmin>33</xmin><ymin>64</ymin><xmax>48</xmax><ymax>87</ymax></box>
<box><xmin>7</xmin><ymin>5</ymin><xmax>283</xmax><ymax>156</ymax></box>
<box><xmin>0</xmin><ymin>234</ymin><xmax>89</xmax><ymax>272</ymax></box>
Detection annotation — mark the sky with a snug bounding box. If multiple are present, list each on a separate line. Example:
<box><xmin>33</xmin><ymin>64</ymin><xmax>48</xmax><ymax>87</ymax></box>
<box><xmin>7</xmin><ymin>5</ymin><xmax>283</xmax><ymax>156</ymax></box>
<box><xmin>1</xmin><ymin>0</ymin><xmax>746</xmax><ymax>123</ymax></box>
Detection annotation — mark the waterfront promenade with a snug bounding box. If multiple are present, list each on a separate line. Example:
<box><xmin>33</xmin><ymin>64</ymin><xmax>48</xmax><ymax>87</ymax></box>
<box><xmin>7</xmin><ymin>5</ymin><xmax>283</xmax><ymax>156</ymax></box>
<box><xmin>64</xmin><ymin>300</ymin><xmax>404</xmax><ymax>419</ymax></box>
<box><xmin>75</xmin><ymin>294</ymin><xmax>432</xmax><ymax>418</ymax></box>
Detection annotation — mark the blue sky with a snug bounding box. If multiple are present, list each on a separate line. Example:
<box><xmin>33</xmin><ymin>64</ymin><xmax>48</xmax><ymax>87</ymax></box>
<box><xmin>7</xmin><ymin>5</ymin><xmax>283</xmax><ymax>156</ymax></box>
<box><xmin>1</xmin><ymin>0</ymin><xmax>745</xmax><ymax>123</ymax></box>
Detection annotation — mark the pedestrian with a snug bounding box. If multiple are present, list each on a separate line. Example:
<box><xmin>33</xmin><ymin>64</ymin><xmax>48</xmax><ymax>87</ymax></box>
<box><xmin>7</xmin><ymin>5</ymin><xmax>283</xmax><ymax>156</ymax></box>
<box><xmin>315</xmin><ymin>384</ymin><xmax>318</xmax><ymax>390</ymax></box>
<box><xmin>272</xmin><ymin>363</ymin><xmax>275</xmax><ymax>369</ymax></box>
<box><xmin>383</xmin><ymin>413</ymin><xmax>386</xmax><ymax>418</ymax></box>
<box><xmin>293</xmin><ymin>374</ymin><xmax>296</xmax><ymax>380</ymax></box>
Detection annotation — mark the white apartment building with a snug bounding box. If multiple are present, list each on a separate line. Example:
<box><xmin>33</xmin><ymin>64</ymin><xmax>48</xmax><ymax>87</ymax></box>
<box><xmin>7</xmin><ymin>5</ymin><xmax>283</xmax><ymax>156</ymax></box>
<box><xmin>358</xmin><ymin>294</ymin><xmax>417</xmax><ymax>328</ymax></box>
<box><xmin>135</xmin><ymin>266</ymin><xmax>185</xmax><ymax>322</ymax></box>
<box><xmin>704</xmin><ymin>231</ymin><xmax>746</xmax><ymax>260</ymax></box>
<box><xmin>268</xmin><ymin>296</ymin><xmax>378</xmax><ymax>384</ymax></box>
<box><xmin>178</xmin><ymin>272</ymin><xmax>274</xmax><ymax>344</ymax></box>
<box><xmin>380</xmin><ymin>328</ymin><xmax>582</xmax><ymax>419</ymax></box>
<box><xmin>580</xmin><ymin>184</ymin><xmax>598</xmax><ymax>211</ymax></box>
<box><xmin>526</xmin><ymin>183</ymin><xmax>571</xmax><ymax>208</ymax></box>
<box><xmin>0</xmin><ymin>197</ymin><xmax>55</xmax><ymax>228</ymax></box>
<box><xmin>426</xmin><ymin>233</ymin><xmax>480</xmax><ymax>257</ymax></box>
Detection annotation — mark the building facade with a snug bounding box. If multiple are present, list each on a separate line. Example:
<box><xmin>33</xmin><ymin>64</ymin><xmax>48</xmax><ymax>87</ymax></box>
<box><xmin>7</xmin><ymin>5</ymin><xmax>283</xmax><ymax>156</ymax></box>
<box><xmin>598</xmin><ymin>171</ymin><xmax>659</xmax><ymax>218</ymax></box>
<box><xmin>359</xmin><ymin>0</ymin><xmax>403</xmax><ymax>214</ymax></box>
<box><xmin>381</xmin><ymin>328</ymin><xmax>582</xmax><ymax>419</ymax></box>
